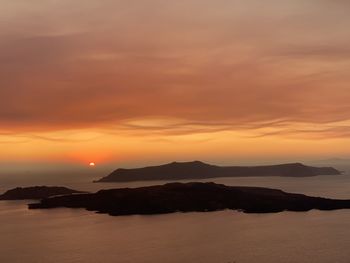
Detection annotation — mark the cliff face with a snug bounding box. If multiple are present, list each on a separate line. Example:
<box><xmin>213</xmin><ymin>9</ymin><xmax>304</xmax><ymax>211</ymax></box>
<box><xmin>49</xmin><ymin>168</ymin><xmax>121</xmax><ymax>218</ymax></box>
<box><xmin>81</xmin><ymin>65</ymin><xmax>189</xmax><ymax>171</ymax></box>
<box><xmin>29</xmin><ymin>182</ymin><xmax>350</xmax><ymax>215</ymax></box>
<box><xmin>0</xmin><ymin>186</ymin><xmax>85</xmax><ymax>200</ymax></box>
<box><xmin>97</xmin><ymin>161</ymin><xmax>341</xmax><ymax>182</ymax></box>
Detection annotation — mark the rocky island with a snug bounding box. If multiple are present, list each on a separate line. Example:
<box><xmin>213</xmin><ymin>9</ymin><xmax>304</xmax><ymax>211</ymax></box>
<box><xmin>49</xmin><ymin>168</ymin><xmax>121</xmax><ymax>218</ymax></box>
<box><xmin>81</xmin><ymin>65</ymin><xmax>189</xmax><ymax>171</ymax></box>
<box><xmin>29</xmin><ymin>182</ymin><xmax>350</xmax><ymax>215</ymax></box>
<box><xmin>96</xmin><ymin>161</ymin><xmax>340</xmax><ymax>182</ymax></box>
<box><xmin>0</xmin><ymin>186</ymin><xmax>85</xmax><ymax>200</ymax></box>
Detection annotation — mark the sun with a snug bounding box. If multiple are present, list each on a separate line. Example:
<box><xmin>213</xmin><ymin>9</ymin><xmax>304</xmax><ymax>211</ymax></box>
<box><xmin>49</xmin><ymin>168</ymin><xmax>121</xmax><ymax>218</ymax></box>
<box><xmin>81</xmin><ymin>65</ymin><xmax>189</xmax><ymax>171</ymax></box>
<box><xmin>89</xmin><ymin>162</ymin><xmax>96</xmax><ymax>167</ymax></box>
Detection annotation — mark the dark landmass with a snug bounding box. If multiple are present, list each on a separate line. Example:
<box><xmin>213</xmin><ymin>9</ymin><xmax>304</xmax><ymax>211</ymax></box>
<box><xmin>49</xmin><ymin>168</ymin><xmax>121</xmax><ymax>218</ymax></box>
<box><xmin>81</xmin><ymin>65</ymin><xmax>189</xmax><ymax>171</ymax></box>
<box><xmin>29</xmin><ymin>182</ymin><xmax>350</xmax><ymax>215</ymax></box>
<box><xmin>96</xmin><ymin>161</ymin><xmax>341</xmax><ymax>182</ymax></box>
<box><xmin>0</xmin><ymin>186</ymin><xmax>85</xmax><ymax>200</ymax></box>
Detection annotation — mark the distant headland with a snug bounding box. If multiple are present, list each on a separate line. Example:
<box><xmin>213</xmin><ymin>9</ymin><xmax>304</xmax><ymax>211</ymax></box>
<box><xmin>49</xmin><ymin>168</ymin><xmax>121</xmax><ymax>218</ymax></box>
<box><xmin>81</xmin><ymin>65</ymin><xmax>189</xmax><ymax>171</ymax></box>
<box><xmin>96</xmin><ymin>161</ymin><xmax>341</xmax><ymax>182</ymax></box>
<box><xmin>0</xmin><ymin>186</ymin><xmax>85</xmax><ymax>200</ymax></box>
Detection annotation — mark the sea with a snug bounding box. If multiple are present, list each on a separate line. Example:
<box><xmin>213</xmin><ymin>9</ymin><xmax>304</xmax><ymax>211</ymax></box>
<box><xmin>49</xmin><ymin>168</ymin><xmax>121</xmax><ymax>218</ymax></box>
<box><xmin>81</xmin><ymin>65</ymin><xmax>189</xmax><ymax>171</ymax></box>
<box><xmin>1</xmin><ymin>164</ymin><xmax>350</xmax><ymax>263</ymax></box>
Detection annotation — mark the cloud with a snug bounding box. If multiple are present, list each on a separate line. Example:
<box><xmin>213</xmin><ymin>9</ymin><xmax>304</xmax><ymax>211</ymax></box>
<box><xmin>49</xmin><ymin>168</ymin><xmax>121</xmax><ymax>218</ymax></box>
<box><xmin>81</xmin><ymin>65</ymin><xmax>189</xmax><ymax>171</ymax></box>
<box><xmin>1</xmin><ymin>0</ymin><xmax>350</xmax><ymax>140</ymax></box>
<box><xmin>275</xmin><ymin>44</ymin><xmax>350</xmax><ymax>60</ymax></box>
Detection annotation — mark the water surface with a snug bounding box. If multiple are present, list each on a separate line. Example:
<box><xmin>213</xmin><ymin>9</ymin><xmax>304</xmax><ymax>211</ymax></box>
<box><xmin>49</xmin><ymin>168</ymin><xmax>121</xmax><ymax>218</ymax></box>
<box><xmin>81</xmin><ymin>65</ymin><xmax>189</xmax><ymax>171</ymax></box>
<box><xmin>1</xmin><ymin>166</ymin><xmax>350</xmax><ymax>262</ymax></box>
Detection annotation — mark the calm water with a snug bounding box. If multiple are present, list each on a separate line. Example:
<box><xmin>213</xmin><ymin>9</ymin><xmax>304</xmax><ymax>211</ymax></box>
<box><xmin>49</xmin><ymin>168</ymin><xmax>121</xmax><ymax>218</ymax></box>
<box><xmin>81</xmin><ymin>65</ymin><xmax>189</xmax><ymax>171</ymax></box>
<box><xmin>1</xmin><ymin>166</ymin><xmax>350</xmax><ymax>262</ymax></box>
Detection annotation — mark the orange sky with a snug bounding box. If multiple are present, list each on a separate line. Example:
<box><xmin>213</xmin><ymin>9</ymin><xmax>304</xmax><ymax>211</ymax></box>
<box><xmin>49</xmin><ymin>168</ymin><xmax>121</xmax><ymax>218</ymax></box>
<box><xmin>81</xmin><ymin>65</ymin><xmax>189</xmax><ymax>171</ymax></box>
<box><xmin>1</xmin><ymin>0</ymin><xmax>350</xmax><ymax>166</ymax></box>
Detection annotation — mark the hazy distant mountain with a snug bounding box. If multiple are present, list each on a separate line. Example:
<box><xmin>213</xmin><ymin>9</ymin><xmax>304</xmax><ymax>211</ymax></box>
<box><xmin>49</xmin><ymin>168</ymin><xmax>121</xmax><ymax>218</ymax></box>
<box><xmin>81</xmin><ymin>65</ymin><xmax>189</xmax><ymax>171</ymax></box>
<box><xmin>96</xmin><ymin>161</ymin><xmax>340</xmax><ymax>182</ymax></box>
<box><xmin>310</xmin><ymin>158</ymin><xmax>350</xmax><ymax>166</ymax></box>
<box><xmin>29</xmin><ymin>182</ymin><xmax>350</xmax><ymax>215</ymax></box>
<box><xmin>0</xmin><ymin>186</ymin><xmax>85</xmax><ymax>200</ymax></box>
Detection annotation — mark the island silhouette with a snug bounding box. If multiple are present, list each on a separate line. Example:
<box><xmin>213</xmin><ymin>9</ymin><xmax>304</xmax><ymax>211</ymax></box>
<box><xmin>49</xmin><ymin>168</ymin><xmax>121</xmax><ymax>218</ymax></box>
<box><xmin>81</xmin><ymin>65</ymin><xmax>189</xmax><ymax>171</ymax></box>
<box><xmin>1</xmin><ymin>162</ymin><xmax>344</xmax><ymax>217</ymax></box>
<box><xmin>28</xmin><ymin>182</ymin><xmax>350</xmax><ymax>215</ymax></box>
<box><xmin>96</xmin><ymin>161</ymin><xmax>340</xmax><ymax>182</ymax></box>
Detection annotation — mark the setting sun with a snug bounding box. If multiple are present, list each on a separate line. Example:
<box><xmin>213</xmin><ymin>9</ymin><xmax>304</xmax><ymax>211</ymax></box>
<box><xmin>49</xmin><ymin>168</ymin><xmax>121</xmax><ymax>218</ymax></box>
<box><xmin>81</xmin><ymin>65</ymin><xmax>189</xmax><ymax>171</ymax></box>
<box><xmin>89</xmin><ymin>162</ymin><xmax>95</xmax><ymax>167</ymax></box>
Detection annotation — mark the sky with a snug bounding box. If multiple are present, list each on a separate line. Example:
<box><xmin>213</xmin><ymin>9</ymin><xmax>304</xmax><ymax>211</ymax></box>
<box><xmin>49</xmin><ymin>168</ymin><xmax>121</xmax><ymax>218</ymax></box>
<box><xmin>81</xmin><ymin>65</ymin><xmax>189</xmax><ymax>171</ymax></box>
<box><xmin>1</xmin><ymin>0</ymin><xmax>350</xmax><ymax>168</ymax></box>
